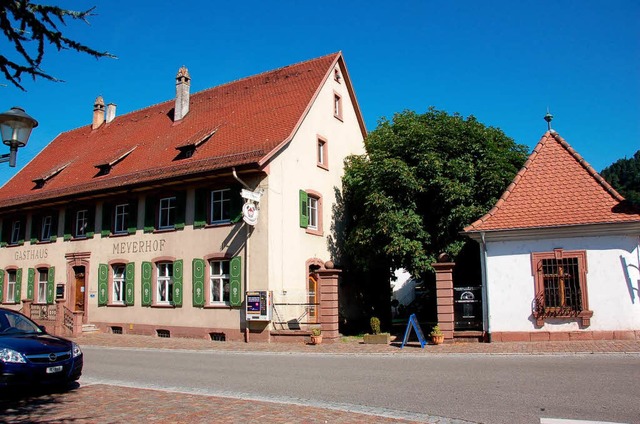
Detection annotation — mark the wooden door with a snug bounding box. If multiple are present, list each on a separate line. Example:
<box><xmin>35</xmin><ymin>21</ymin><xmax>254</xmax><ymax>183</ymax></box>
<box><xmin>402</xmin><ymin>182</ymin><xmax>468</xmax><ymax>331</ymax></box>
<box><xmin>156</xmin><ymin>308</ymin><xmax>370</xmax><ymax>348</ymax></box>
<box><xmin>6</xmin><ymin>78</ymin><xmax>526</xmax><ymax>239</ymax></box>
<box><xmin>74</xmin><ymin>270</ymin><xmax>85</xmax><ymax>312</ymax></box>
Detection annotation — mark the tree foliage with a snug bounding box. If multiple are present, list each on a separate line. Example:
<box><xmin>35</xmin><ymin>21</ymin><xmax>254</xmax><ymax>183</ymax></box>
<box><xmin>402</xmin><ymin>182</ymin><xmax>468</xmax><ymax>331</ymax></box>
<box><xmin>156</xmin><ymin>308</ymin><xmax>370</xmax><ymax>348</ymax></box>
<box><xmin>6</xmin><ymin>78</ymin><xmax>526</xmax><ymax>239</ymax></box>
<box><xmin>341</xmin><ymin>108</ymin><xmax>529</xmax><ymax>281</ymax></box>
<box><xmin>0</xmin><ymin>1</ymin><xmax>114</xmax><ymax>90</ymax></box>
<box><xmin>601</xmin><ymin>150</ymin><xmax>640</xmax><ymax>207</ymax></box>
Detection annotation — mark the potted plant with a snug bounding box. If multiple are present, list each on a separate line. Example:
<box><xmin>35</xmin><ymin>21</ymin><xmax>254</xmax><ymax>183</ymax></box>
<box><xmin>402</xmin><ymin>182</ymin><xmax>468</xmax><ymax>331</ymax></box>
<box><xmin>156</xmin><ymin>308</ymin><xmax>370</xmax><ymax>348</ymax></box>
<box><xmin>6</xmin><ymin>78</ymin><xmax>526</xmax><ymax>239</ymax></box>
<box><xmin>363</xmin><ymin>316</ymin><xmax>391</xmax><ymax>344</ymax></box>
<box><xmin>430</xmin><ymin>325</ymin><xmax>444</xmax><ymax>345</ymax></box>
<box><xmin>309</xmin><ymin>327</ymin><xmax>322</xmax><ymax>345</ymax></box>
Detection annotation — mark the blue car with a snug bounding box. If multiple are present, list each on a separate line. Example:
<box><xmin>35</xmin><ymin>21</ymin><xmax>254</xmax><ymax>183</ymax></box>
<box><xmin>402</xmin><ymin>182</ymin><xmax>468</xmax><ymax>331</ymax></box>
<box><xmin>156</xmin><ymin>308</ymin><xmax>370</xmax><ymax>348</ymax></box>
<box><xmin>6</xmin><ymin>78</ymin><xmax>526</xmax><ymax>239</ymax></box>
<box><xmin>0</xmin><ymin>307</ymin><xmax>83</xmax><ymax>388</ymax></box>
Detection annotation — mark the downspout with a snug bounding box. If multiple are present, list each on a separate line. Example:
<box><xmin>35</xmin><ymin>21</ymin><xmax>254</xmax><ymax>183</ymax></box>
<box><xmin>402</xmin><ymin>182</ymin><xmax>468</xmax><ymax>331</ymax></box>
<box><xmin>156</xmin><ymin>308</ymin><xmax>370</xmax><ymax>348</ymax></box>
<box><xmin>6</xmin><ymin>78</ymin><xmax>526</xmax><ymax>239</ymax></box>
<box><xmin>232</xmin><ymin>167</ymin><xmax>251</xmax><ymax>342</ymax></box>
<box><xmin>480</xmin><ymin>232</ymin><xmax>491</xmax><ymax>341</ymax></box>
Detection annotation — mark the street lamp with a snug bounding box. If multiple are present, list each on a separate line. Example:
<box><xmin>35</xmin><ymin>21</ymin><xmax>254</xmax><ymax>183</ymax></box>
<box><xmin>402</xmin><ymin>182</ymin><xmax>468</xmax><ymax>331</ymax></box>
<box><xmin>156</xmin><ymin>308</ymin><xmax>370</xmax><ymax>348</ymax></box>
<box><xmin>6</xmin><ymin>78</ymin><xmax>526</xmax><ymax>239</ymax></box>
<box><xmin>0</xmin><ymin>106</ymin><xmax>38</xmax><ymax>167</ymax></box>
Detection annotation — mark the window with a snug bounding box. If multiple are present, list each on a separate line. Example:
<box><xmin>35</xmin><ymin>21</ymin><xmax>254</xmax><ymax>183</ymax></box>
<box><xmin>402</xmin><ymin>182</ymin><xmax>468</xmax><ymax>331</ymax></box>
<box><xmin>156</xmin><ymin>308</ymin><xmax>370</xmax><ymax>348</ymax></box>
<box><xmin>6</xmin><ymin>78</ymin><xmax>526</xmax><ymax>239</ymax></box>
<box><xmin>6</xmin><ymin>270</ymin><xmax>16</xmax><ymax>303</ymax></box>
<box><xmin>308</xmin><ymin>274</ymin><xmax>318</xmax><ymax>323</ymax></box>
<box><xmin>317</xmin><ymin>137</ymin><xmax>328</xmax><ymax>170</ymax></box>
<box><xmin>10</xmin><ymin>220</ymin><xmax>21</xmax><ymax>245</ymax></box>
<box><xmin>210</xmin><ymin>260</ymin><xmax>230</xmax><ymax>304</ymax></box>
<box><xmin>210</xmin><ymin>189</ymin><xmax>231</xmax><ymax>224</ymax></box>
<box><xmin>114</xmin><ymin>204</ymin><xmax>129</xmax><ymax>234</ymax></box>
<box><xmin>334</xmin><ymin>68</ymin><xmax>341</xmax><ymax>83</ymax></box>
<box><xmin>299</xmin><ymin>190</ymin><xmax>323</xmax><ymax>235</ymax></box>
<box><xmin>112</xmin><ymin>265</ymin><xmax>126</xmax><ymax>304</ymax></box>
<box><xmin>157</xmin><ymin>262</ymin><xmax>173</xmax><ymax>304</ymax></box>
<box><xmin>159</xmin><ymin>197</ymin><xmax>176</xmax><ymax>229</ymax></box>
<box><xmin>41</xmin><ymin>215</ymin><xmax>52</xmax><ymax>241</ymax></box>
<box><xmin>531</xmin><ymin>249</ymin><xmax>592</xmax><ymax>327</ymax></box>
<box><xmin>75</xmin><ymin>210</ymin><xmax>88</xmax><ymax>237</ymax></box>
<box><xmin>333</xmin><ymin>92</ymin><xmax>342</xmax><ymax>120</ymax></box>
<box><xmin>37</xmin><ymin>269</ymin><xmax>48</xmax><ymax>304</ymax></box>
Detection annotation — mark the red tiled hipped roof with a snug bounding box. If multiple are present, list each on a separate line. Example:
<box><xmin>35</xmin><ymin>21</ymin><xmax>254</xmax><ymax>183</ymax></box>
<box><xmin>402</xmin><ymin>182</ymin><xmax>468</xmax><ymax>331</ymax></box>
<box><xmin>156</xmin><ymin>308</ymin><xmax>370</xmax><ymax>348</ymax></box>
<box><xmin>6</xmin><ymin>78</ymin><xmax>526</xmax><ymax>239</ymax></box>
<box><xmin>0</xmin><ymin>52</ymin><xmax>362</xmax><ymax>209</ymax></box>
<box><xmin>464</xmin><ymin>131</ymin><xmax>640</xmax><ymax>233</ymax></box>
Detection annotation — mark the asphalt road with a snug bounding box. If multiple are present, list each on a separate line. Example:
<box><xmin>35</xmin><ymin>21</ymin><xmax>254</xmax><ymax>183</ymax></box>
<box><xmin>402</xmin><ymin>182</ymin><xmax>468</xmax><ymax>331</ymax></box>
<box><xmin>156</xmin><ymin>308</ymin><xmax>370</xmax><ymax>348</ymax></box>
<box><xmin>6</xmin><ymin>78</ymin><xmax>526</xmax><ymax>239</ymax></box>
<box><xmin>80</xmin><ymin>347</ymin><xmax>640</xmax><ymax>424</ymax></box>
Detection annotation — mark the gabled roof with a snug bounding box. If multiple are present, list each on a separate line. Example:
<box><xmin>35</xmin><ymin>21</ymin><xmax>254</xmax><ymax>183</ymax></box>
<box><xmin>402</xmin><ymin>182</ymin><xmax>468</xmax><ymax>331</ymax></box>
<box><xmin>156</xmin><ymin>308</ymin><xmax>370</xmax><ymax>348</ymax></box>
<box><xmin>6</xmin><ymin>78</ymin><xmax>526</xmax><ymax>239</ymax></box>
<box><xmin>0</xmin><ymin>52</ymin><xmax>366</xmax><ymax>209</ymax></box>
<box><xmin>464</xmin><ymin>130</ymin><xmax>640</xmax><ymax>234</ymax></box>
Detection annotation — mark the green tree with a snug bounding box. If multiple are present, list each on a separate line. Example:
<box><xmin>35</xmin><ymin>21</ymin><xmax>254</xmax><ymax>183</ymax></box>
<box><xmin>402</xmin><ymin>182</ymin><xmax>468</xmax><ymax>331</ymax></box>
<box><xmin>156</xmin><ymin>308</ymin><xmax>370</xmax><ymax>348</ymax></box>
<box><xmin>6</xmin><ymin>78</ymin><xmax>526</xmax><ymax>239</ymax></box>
<box><xmin>341</xmin><ymin>108</ymin><xmax>528</xmax><ymax>281</ymax></box>
<box><xmin>601</xmin><ymin>150</ymin><xmax>640</xmax><ymax>207</ymax></box>
<box><xmin>0</xmin><ymin>1</ymin><xmax>114</xmax><ymax>90</ymax></box>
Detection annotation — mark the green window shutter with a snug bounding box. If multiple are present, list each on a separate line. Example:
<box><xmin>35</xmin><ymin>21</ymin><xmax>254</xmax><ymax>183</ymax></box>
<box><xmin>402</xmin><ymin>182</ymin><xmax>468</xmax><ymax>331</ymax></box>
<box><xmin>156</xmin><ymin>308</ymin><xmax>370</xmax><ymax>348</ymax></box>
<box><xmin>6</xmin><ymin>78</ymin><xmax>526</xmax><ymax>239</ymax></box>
<box><xmin>63</xmin><ymin>208</ymin><xmax>73</xmax><ymax>240</ymax></box>
<box><xmin>26</xmin><ymin>268</ymin><xmax>35</xmax><ymax>300</ymax></box>
<box><xmin>173</xmin><ymin>259</ymin><xmax>183</xmax><ymax>306</ymax></box>
<box><xmin>98</xmin><ymin>263</ymin><xmax>108</xmax><ymax>306</ymax></box>
<box><xmin>127</xmin><ymin>200</ymin><xmax>138</xmax><ymax>234</ymax></box>
<box><xmin>102</xmin><ymin>202</ymin><xmax>112</xmax><ymax>237</ymax></box>
<box><xmin>194</xmin><ymin>188</ymin><xmax>207</xmax><ymax>228</ymax></box>
<box><xmin>15</xmin><ymin>268</ymin><xmax>22</xmax><ymax>303</ymax></box>
<box><xmin>46</xmin><ymin>266</ymin><xmax>55</xmax><ymax>304</ymax></box>
<box><xmin>0</xmin><ymin>270</ymin><xmax>4</xmax><ymax>303</ymax></box>
<box><xmin>125</xmin><ymin>262</ymin><xmax>135</xmax><ymax>305</ymax></box>
<box><xmin>192</xmin><ymin>258</ymin><xmax>205</xmax><ymax>307</ymax></box>
<box><xmin>0</xmin><ymin>219</ymin><xmax>6</xmax><ymax>245</ymax></box>
<box><xmin>229</xmin><ymin>256</ymin><xmax>242</xmax><ymax>307</ymax></box>
<box><xmin>51</xmin><ymin>211</ymin><xmax>58</xmax><ymax>240</ymax></box>
<box><xmin>175</xmin><ymin>192</ymin><xmax>186</xmax><ymax>230</ymax></box>
<box><xmin>144</xmin><ymin>196</ymin><xmax>156</xmax><ymax>233</ymax></box>
<box><xmin>141</xmin><ymin>261</ymin><xmax>152</xmax><ymax>306</ymax></box>
<box><xmin>17</xmin><ymin>220</ymin><xmax>25</xmax><ymax>245</ymax></box>
<box><xmin>86</xmin><ymin>205</ymin><xmax>95</xmax><ymax>238</ymax></box>
<box><xmin>299</xmin><ymin>190</ymin><xmax>309</xmax><ymax>228</ymax></box>
<box><xmin>230</xmin><ymin>185</ymin><xmax>243</xmax><ymax>223</ymax></box>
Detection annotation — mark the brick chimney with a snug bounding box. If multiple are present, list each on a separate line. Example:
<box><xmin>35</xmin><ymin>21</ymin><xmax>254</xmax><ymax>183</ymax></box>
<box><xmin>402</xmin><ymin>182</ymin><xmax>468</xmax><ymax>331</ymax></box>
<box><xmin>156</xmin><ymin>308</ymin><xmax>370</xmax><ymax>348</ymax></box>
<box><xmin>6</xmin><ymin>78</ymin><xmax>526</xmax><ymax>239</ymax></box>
<box><xmin>92</xmin><ymin>96</ymin><xmax>105</xmax><ymax>129</ymax></box>
<box><xmin>174</xmin><ymin>66</ymin><xmax>191</xmax><ymax>122</ymax></box>
<box><xmin>106</xmin><ymin>103</ymin><xmax>117</xmax><ymax>123</ymax></box>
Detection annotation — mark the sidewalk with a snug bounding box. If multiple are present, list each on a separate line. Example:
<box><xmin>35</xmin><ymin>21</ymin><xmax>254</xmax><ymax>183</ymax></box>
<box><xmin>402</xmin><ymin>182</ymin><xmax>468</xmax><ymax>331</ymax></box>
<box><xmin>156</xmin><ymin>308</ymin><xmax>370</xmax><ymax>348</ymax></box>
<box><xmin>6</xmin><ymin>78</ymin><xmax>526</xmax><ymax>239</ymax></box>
<box><xmin>69</xmin><ymin>331</ymin><xmax>640</xmax><ymax>355</ymax></box>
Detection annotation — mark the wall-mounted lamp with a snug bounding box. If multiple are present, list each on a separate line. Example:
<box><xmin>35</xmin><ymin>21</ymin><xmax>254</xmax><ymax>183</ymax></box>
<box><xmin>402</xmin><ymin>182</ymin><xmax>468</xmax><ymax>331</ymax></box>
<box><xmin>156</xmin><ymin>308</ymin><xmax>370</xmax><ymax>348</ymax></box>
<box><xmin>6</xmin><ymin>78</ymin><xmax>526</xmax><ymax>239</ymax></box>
<box><xmin>0</xmin><ymin>106</ymin><xmax>38</xmax><ymax>167</ymax></box>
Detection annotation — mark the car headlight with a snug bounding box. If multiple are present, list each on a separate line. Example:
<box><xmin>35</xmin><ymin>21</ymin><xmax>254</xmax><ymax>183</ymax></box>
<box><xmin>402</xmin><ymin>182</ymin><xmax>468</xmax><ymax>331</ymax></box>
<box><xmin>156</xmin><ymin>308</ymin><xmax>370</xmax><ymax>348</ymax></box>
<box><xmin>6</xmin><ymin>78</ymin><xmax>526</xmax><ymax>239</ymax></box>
<box><xmin>72</xmin><ymin>342</ymin><xmax>82</xmax><ymax>358</ymax></box>
<box><xmin>0</xmin><ymin>348</ymin><xmax>26</xmax><ymax>363</ymax></box>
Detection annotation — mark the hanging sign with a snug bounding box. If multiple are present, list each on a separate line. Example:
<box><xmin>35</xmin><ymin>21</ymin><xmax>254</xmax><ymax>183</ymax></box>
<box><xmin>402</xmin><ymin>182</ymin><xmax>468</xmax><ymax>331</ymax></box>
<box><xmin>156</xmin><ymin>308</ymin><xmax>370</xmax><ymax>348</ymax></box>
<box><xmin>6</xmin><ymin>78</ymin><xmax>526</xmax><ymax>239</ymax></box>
<box><xmin>242</xmin><ymin>202</ymin><xmax>259</xmax><ymax>226</ymax></box>
<box><xmin>400</xmin><ymin>313</ymin><xmax>427</xmax><ymax>349</ymax></box>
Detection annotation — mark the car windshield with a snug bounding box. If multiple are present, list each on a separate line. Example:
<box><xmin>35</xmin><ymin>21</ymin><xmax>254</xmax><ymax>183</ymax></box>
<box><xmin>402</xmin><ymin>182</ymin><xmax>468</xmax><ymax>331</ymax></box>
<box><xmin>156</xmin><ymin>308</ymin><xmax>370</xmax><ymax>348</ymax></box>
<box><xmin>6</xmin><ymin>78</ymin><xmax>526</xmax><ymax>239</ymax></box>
<box><xmin>0</xmin><ymin>310</ymin><xmax>43</xmax><ymax>335</ymax></box>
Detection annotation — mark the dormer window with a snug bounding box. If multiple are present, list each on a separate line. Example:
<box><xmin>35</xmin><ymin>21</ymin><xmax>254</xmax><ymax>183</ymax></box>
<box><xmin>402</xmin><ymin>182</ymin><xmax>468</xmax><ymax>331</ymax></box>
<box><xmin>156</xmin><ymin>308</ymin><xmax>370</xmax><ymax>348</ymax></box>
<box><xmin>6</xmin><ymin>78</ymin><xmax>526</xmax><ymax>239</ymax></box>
<box><xmin>95</xmin><ymin>147</ymin><xmax>136</xmax><ymax>176</ymax></box>
<box><xmin>32</xmin><ymin>162</ymin><xmax>70</xmax><ymax>188</ymax></box>
<box><xmin>175</xmin><ymin>127</ymin><xmax>217</xmax><ymax>160</ymax></box>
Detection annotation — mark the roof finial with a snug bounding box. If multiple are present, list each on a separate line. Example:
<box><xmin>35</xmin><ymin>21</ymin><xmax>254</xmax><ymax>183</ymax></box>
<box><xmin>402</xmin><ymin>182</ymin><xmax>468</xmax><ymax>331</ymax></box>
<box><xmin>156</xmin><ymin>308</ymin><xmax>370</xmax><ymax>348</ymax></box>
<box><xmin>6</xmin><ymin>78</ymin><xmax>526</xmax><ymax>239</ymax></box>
<box><xmin>544</xmin><ymin>108</ymin><xmax>553</xmax><ymax>131</ymax></box>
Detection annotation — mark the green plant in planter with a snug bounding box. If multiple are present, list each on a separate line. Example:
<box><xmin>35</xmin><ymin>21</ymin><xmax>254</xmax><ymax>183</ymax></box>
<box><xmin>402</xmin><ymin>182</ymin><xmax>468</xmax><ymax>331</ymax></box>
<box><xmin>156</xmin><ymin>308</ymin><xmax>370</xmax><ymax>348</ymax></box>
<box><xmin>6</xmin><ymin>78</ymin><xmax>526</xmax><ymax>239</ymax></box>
<box><xmin>429</xmin><ymin>325</ymin><xmax>443</xmax><ymax>337</ymax></box>
<box><xmin>370</xmin><ymin>317</ymin><xmax>381</xmax><ymax>335</ymax></box>
<box><xmin>311</xmin><ymin>327</ymin><xmax>322</xmax><ymax>336</ymax></box>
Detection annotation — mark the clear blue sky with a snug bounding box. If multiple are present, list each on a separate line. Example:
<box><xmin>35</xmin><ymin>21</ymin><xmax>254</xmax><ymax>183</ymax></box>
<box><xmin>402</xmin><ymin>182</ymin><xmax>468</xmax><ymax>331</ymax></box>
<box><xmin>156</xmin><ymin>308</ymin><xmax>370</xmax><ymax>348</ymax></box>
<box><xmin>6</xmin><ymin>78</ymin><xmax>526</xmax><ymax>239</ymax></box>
<box><xmin>0</xmin><ymin>0</ymin><xmax>638</xmax><ymax>186</ymax></box>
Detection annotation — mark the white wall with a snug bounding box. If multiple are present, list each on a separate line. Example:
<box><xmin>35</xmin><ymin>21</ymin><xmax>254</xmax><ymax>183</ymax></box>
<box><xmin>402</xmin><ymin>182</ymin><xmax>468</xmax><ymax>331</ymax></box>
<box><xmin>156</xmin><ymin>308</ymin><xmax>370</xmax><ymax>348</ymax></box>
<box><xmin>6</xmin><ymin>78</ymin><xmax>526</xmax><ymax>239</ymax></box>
<box><xmin>486</xmin><ymin>235</ymin><xmax>640</xmax><ymax>332</ymax></box>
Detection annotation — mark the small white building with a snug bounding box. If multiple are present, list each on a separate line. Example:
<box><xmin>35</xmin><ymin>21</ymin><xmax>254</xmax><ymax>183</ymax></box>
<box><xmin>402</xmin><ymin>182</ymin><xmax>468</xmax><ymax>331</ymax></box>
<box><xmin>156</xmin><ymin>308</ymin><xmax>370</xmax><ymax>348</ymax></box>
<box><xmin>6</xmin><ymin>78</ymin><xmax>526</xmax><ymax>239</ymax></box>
<box><xmin>464</xmin><ymin>129</ymin><xmax>640</xmax><ymax>342</ymax></box>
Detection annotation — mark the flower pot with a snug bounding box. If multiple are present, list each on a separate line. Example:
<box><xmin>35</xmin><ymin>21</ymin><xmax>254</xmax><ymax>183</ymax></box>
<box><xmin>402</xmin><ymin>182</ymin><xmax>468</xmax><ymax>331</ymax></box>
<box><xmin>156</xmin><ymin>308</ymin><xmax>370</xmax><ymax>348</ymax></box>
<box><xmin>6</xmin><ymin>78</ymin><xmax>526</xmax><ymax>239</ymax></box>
<box><xmin>431</xmin><ymin>334</ymin><xmax>444</xmax><ymax>345</ymax></box>
<box><xmin>310</xmin><ymin>334</ymin><xmax>322</xmax><ymax>345</ymax></box>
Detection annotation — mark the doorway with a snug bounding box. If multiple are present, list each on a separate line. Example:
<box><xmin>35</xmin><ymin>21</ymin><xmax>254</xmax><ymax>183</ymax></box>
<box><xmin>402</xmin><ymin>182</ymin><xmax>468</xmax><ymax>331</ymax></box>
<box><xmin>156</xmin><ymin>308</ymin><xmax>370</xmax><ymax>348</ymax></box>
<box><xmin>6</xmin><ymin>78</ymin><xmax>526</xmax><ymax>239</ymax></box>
<box><xmin>73</xmin><ymin>266</ymin><xmax>86</xmax><ymax>313</ymax></box>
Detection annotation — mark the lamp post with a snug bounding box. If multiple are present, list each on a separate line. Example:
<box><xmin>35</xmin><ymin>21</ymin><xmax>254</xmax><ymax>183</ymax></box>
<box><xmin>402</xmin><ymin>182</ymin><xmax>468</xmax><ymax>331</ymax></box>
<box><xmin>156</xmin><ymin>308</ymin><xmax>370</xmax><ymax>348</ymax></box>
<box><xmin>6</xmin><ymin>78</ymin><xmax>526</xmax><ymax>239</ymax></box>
<box><xmin>0</xmin><ymin>106</ymin><xmax>38</xmax><ymax>167</ymax></box>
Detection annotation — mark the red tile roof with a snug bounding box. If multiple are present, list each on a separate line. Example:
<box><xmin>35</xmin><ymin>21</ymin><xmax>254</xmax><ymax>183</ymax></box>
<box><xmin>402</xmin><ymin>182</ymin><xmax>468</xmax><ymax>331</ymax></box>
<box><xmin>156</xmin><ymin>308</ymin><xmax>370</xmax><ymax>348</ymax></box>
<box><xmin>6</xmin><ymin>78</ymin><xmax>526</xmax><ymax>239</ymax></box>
<box><xmin>0</xmin><ymin>52</ymin><xmax>364</xmax><ymax>209</ymax></box>
<box><xmin>464</xmin><ymin>131</ymin><xmax>640</xmax><ymax>233</ymax></box>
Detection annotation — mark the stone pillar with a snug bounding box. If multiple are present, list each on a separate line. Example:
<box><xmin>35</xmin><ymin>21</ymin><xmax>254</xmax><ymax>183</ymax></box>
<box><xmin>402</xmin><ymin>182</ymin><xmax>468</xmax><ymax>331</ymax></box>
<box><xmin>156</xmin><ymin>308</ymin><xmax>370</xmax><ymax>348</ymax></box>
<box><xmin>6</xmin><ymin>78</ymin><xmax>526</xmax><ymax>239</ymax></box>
<box><xmin>433</xmin><ymin>261</ymin><xmax>455</xmax><ymax>342</ymax></box>
<box><xmin>316</xmin><ymin>262</ymin><xmax>341</xmax><ymax>342</ymax></box>
<box><xmin>22</xmin><ymin>299</ymin><xmax>32</xmax><ymax>318</ymax></box>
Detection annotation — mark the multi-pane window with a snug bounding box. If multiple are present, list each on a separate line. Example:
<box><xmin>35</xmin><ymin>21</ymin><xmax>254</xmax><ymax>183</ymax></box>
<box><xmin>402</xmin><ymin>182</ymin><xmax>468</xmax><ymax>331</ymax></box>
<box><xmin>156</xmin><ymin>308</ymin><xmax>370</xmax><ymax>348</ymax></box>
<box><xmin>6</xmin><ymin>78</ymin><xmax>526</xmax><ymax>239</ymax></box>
<box><xmin>210</xmin><ymin>260</ymin><xmax>230</xmax><ymax>304</ymax></box>
<box><xmin>307</xmin><ymin>197</ymin><xmax>318</xmax><ymax>230</ymax></box>
<box><xmin>157</xmin><ymin>262</ymin><xmax>173</xmax><ymax>304</ymax></box>
<box><xmin>37</xmin><ymin>269</ymin><xmax>48</xmax><ymax>304</ymax></box>
<box><xmin>6</xmin><ymin>270</ymin><xmax>16</xmax><ymax>302</ymax></box>
<box><xmin>40</xmin><ymin>215</ymin><xmax>52</xmax><ymax>241</ymax></box>
<box><xmin>159</xmin><ymin>197</ymin><xmax>176</xmax><ymax>229</ymax></box>
<box><xmin>210</xmin><ymin>189</ymin><xmax>231</xmax><ymax>224</ymax></box>
<box><xmin>532</xmin><ymin>250</ymin><xmax>592</xmax><ymax>327</ymax></box>
<box><xmin>114</xmin><ymin>204</ymin><xmax>129</xmax><ymax>234</ymax></box>
<box><xmin>112</xmin><ymin>265</ymin><xmax>126</xmax><ymax>303</ymax></box>
<box><xmin>10</xmin><ymin>220</ymin><xmax>21</xmax><ymax>244</ymax></box>
<box><xmin>75</xmin><ymin>210</ymin><xmax>88</xmax><ymax>237</ymax></box>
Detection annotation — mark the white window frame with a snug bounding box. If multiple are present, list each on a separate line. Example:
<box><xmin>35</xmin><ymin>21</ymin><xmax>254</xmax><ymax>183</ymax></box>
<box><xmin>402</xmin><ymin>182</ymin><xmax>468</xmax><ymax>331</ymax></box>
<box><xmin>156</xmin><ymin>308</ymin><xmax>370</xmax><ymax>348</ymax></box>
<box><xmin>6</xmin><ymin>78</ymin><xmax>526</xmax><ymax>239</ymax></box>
<box><xmin>157</xmin><ymin>262</ymin><xmax>173</xmax><ymax>304</ymax></box>
<box><xmin>75</xmin><ymin>209</ymin><xmax>88</xmax><ymax>237</ymax></box>
<box><xmin>112</xmin><ymin>265</ymin><xmax>126</xmax><ymax>304</ymax></box>
<box><xmin>6</xmin><ymin>270</ymin><xmax>16</xmax><ymax>303</ymax></box>
<box><xmin>37</xmin><ymin>269</ymin><xmax>48</xmax><ymax>304</ymax></box>
<box><xmin>307</xmin><ymin>197</ymin><xmax>318</xmax><ymax>230</ymax></box>
<box><xmin>10</xmin><ymin>220</ymin><xmax>21</xmax><ymax>244</ymax></box>
<box><xmin>41</xmin><ymin>215</ymin><xmax>52</xmax><ymax>241</ymax></box>
<box><xmin>210</xmin><ymin>189</ymin><xmax>231</xmax><ymax>224</ymax></box>
<box><xmin>159</xmin><ymin>197</ymin><xmax>176</xmax><ymax>229</ymax></box>
<box><xmin>209</xmin><ymin>260</ymin><xmax>230</xmax><ymax>304</ymax></box>
<box><xmin>114</xmin><ymin>204</ymin><xmax>129</xmax><ymax>234</ymax></box>
<box><xmin>333</xmin><ymin>93</ymin><xmax>342</xmax><ymax>120</ymax></box>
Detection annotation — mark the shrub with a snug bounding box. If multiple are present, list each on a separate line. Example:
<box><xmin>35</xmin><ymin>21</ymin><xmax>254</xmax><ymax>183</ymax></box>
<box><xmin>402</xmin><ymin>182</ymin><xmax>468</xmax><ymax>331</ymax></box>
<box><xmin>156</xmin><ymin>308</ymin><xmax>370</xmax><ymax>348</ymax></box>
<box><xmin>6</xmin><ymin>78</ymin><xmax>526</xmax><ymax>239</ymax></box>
<box><xmin>370</xmin><ymin>317</ymin><xmax>381</xmax><ymax>335</ymax></box>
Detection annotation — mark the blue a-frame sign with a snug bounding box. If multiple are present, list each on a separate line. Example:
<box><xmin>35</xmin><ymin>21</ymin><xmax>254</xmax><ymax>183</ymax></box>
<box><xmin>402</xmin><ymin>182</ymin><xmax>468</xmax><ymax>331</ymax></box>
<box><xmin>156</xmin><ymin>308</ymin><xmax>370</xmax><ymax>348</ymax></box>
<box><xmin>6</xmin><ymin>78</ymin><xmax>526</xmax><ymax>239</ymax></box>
<box><xmin>400</xmin><ymin>313</ymin><xmax>427</xmax><ymax>348</ymax></box>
